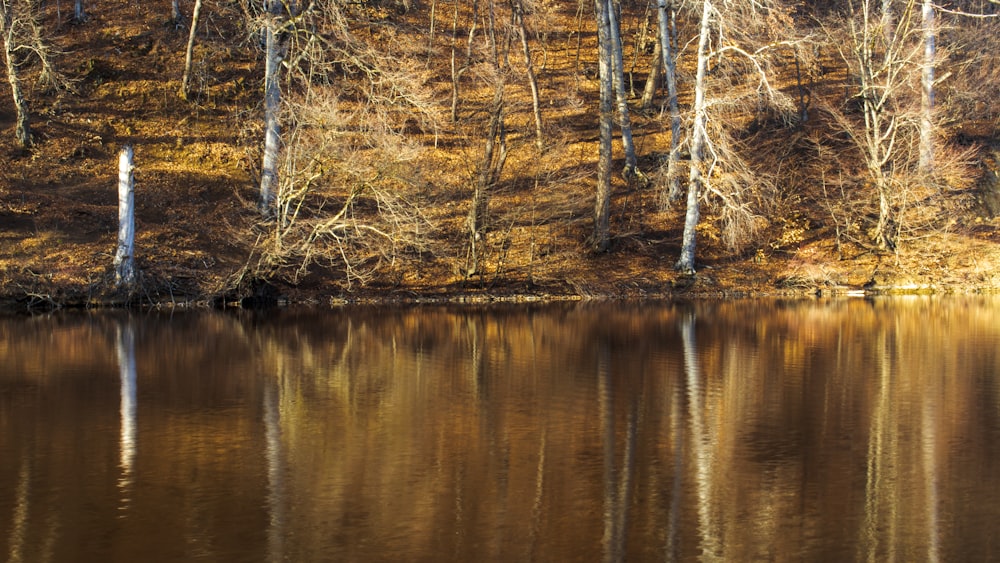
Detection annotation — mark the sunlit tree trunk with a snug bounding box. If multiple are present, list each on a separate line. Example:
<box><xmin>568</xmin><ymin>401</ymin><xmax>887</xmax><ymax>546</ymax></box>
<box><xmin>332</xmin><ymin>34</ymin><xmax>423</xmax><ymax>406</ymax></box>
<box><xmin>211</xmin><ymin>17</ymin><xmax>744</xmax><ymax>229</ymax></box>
<box><xmin>655</xmin><ymin>0</ymin><xmax>682</xmax><ymax>203</ymax></box>
<box><xmin>675</xmin><ymin>0</ymin><xmax>711</xmax><ymax>274</ymax></box>
<box><xmin>607</xmin><ymin>0</ymin><xmax>637</xmax><ymax>177</ymax></box>
<box><xmin>180</xmin><ymin>0</ymin><xmax>203</xmax><ymax>99</ymax></box>
<box><xmin>260</xmin><ymin>0</ymin><xmax>285</xmax><ymax>217</ymax></box>
<box><xmin>1</xmin><ymin>0</ymin><xmax>31</xmax><ymax>148</ymax></box>
<box><xmin>919</xmin><ymin>0</ymin><xmax>935</xmax><ymax>172</ymax></box>
<box><xmin>593</xmin><ymin>0</ymin><xmax>614</xmax><ymax>252</ymax></box>
<box><xmin>640</xmin><ymin>36</ymin><xmax>661</xmax><ymax>109</ymax></box>
<box><xmin>512</xmin><ymin>0</ymin><xmax>543</xmax><ymax>151</ymax></box>
<box><xmin>115</xmin><ymin>145</ymin><xmax>137</xmax><ymax>289</ymax></box>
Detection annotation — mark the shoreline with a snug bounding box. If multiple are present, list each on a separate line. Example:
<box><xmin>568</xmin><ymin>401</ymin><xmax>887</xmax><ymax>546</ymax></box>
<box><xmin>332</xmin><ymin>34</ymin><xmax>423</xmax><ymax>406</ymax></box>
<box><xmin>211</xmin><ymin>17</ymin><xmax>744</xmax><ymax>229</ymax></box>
<box><xmin>3</xmin><ymin>275</ymin><xmax>997</xmax><ymax>314</ymax></box>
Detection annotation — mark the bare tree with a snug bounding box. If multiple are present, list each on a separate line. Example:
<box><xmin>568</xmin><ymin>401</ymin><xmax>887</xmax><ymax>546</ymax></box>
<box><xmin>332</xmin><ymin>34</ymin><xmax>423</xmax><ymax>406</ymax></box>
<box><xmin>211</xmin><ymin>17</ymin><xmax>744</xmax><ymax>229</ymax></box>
<box><xmin>607</xmin><ymin>0</ymin><xmax>637</xmax><ymax>177</ymax></box>
<box><xmin>20</xmin><ymin>0</ymin><xmax>69</xmax><ymax>92</ymax></box>
<box><xmin>465</xmin><ymin>0</ymin><xmax>511</xmax><ymax>277</ymax></box>
<box><xmin>675</xmin><ymin>0</ymin><xmax>711</xmax><ymax>274</ymax></box>
<box><xmin>259</xmin><ymin>0</ymin><xmax>287</xmax><ymax>217</ymax></box>
<box><xmin>836</xmin><ymin>0</ymin><xmax>925</xmax><ymax>250</ymax></box>
<box><xmin>179</xmin><ymin>0</ymin><xmax>203</xmax><ymax>100</ymax></box>
<box><xmin>511</xmin><ymin>0</ymin><xmax>543</xmax><ymax>150</ymax></box>
<box><xmin>593</xmin><ymin>0</ymin><xmax>614</xmax><ymax>252</ymax></box>
<box><xmin>675</xmin><ymin>0</ymin><xmax>796</xmax><ymax>273</ymax></box>
<box><xmin>654</xmin><ymin>0</ymin><xmax>682</xmax><ymax>203</ymax></box>
<box><xmin>919</xmin><ymin>0</ymin><xmax>935</xmax><ymax>172</ymax></box>
<box><xmin>242</xmin><ymin>0</ymin><xmax>440</xmax><ymax>286</ymax></box>
<box><xmin>450</xmin><ymin>0</ymin><xmax>479</xmax><ymax>122</ymax></box>
<box><xmin>467</xmin><ymin>74</ymin><xmax>507</xmax><ymax>276</ymax></box>
<box><xmin>0</xmin><ymin>0</ymin><xmax>30</xmax><ymax>147</ymax></box>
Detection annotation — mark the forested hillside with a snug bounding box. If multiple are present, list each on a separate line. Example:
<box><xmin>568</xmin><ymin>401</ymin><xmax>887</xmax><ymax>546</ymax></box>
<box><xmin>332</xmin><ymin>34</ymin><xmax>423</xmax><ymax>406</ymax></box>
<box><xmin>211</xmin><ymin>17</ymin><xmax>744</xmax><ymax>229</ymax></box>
<box><xmin>1</xmin><ymin>0</ymin><xmax>998</xmax><ymax>307</ymax></box>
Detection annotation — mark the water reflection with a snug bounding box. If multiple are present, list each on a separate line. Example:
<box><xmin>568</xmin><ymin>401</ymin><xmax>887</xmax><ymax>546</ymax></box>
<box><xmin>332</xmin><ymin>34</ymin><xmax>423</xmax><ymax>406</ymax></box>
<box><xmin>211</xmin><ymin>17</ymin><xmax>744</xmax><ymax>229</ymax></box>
<box><xmin>0</xmin><ymin>298</ymin><xmax>999</xmax><ymax>561</ymax></box>
<box><xmin>7</xmin><ymin>460</ymin><xmax>29</xmax><ymax>563</ymax></box>
<box><xmin>116</xmin><ymin>323</ymin><xmax>137</xmax><ymax>502</ymax></box>
<box><xmin>681</xmin><ymin>310</ymin><xmax>719</xmax><ymax>562</ymax></box>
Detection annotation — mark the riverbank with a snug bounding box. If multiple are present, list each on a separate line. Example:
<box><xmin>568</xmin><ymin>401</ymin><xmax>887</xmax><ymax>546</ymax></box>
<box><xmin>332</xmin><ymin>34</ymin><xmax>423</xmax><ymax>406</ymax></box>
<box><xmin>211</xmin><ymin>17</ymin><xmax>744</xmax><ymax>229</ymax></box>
<box><xmin>2</xmin><ymin>1</ymin><xmax>999</xmax><ymax>312</ymax></box>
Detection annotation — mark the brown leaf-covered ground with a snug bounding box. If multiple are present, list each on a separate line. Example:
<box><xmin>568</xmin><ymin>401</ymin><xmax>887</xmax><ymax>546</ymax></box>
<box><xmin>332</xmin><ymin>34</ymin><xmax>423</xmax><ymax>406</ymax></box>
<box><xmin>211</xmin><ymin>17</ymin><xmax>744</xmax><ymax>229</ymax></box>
<box><xmin>1</xmin><ymin>0</ymin><xmax>998</xmax><ymax>311</ymax></box>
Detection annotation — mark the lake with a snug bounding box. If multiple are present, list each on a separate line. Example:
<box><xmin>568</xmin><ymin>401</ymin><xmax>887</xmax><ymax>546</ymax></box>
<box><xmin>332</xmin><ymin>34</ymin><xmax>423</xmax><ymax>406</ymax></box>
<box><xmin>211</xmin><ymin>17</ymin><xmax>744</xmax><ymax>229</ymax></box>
<box><xmin>2</xmin><ymin>297</ymin><xmax>999</xmax><ymax>561</ymax></box>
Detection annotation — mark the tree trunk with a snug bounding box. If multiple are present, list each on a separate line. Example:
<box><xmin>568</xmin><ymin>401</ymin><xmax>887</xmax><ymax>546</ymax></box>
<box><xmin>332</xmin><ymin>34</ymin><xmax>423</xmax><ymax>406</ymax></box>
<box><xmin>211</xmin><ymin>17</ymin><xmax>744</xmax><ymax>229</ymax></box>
<box><xmin>512</xmin><ymin>1</ymin><xmax>543</xmax><ymax>151</ymax></box>
<box><xmin>73</xmin><ymin>0</ymin><xmax>83</xmax><ymax>22</ymax></box>
<box><xmin>593</xmin><ymin>0</ymin><xmax>614</xmax><ymax>252</ymax></box>
<box><xmin>607</xmin><ymin>0</ymin><xmax>637</xmax><ymax>177</ymax></box>
<box><xmin>172</xmin><ymin>0</ymin><xmax>182</xmax><ymax>24</ymax></box>
<box><xmin>1</xmin><ymin>1</ymin><xmax>31</xmax><ymax>148</ymax></box>
<box><xmin>467</xmin><ymin>3</ymin><xmax>508</xmax><ymax>277</ymax></box>
<box><xmin>115</xmin><ymin>146</ymin><xmax>137</xmax><ymax>289</ymax></box>
<box><xmin>467</xmin><ymin>80</ymin><xmax>506</xmax><ymax>276</ymax></box>
<box><xmin>180</xmin><ymin>0</ymin><xmax>203</xmax><ymax>100</ymax></box>
<box><xmin>656</xmin><ymin>0</ymin><xmax>682</xmax><ymax>203</ymax></box>
<box><xmin>675</xmin><ymin>0</ymin><xmax>711</xmax><ymax>274</ymax></box>
<box><xmin>850</xmin><ymin>0</ymin><xmax>902</xmax><ymax>251</ymax></box>
<box><xmin>450</xmin><ymin>0</ymin><xmax>477</xmax><ymax>122</ymax></box>
<box><xmin>260</xmin><ymin>3</ymin><xmax>284</xmax><ymax>218</ymax></box>
<box><xmin>640</xmin><ymin>36</ymin><xmax>661</xmax><ymax>109</ymax></box>
<box><xmin>919</xmin><ymin>0</ymin><xmax>935</xmax><ymax>172</ymax></box>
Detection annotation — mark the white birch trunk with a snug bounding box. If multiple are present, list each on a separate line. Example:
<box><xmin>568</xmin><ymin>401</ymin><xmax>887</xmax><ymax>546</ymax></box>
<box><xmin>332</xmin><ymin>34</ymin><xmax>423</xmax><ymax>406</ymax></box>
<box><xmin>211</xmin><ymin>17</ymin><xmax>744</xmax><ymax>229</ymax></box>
<box><xmin>1</xmin><ymin>1</ymin><xmax>30</xmax><ymax>148</ymax></box>
<box><xmin>607</xmin><ymin>0</ymin><xmax>637</xmax><ymax>177</ymax></box>
<box><xmin>656</xmin><ymin>0</ymin><xmax>682</xmax><ymax>202</ymax></box>
<box><xmin>676</xmin><ymin>0</ymin><xmax>712</xmax><ymax>274</ymax></box>
<box><xmin>180</xmin><ymin>0</ymin><xmax>203</xmax><ymax>99</ymax></box>
<box><xmin>593</xmin><ymin>0</ymin><xmax>614</xmax><ymax>252</ymax></box>
<box><xmin>115</xmin><ymin>146</ymin><xmax>137</xmax><ymax>289</ymax></box>
<box><xmin>260</xmin><ymin>14</ymin><xmax>283</xmax><ymax>217</ymax></box>
<box><xmin>919</xmin><ymin>0</ymin><xmax>935</xmax><ymax>172</ymax></box>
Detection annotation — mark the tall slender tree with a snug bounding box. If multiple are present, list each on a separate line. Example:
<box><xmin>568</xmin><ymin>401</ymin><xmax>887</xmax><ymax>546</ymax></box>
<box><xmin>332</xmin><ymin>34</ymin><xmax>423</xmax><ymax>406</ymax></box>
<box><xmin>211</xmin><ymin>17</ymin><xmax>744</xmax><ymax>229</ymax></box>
<box><xmin>511</xmin><ymin>0</ymin><xmax>543</xmax><ymax>150</ymax></box>
<box><xmin>593</xmin><ymin>0</ymin><xmax>614</xmax><ymax>252</ymax></box>
<box><xmin>841</xmin><ymin>0</ymin><xmax>922</xmax><ymax>250</ymax></box>
<box><xmin>467</xmin><ymin>1</ymin><xmax>508</xmax><ymax>276</ymax></box>
<box><xmin>259</xmin><ymin>0</ymin><xmax>286</xmax><ymax>217</ymax></box>
<box><xmin>655</xmin><ymin>0</ymin><xmax>682</xmax><ymax>203</ymax></box>
<box><xmin>919</xmin><ymin>0</ymin><xmax>935</xmax><ymax>172</ymax></box>
<box><xmin>675</xmin><ymin>0</ymin><xmax>712</xmax><ymax>274</ymax></box>
<box><xmin>607</xmin><ymin>0</ymin><xmax>637</xmax><ymax>177</ymax></box>
<box><xmin>180</xmin><ymin>0</ymin><xmax>204</xmax><ymax>100</ymax></box>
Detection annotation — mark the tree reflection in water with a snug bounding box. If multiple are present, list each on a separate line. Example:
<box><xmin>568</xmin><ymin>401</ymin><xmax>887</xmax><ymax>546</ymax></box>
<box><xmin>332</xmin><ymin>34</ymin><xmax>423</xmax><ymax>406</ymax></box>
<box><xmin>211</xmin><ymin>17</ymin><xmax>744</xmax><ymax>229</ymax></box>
<box><xmin>1</xmin><ymin>298</ymin><xmax>999</xmax><ymax>561</ymax></box>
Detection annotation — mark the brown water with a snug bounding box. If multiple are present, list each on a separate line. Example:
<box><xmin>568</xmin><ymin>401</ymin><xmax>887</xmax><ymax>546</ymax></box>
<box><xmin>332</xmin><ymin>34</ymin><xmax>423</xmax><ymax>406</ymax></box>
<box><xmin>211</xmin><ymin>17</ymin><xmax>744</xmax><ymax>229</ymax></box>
<box><xmin>2</xmin><ymin>298</ymin><xmax>1000</xmax><ymax>561</ymax></box>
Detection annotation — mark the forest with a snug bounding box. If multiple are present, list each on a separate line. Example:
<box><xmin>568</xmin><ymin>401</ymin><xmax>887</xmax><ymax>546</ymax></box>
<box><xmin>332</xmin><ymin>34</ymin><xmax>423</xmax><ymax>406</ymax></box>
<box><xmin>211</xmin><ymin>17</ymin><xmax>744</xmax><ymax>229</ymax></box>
<box><xmin>0</xmin><ymin>0</ymin><xmax>998</xmax><ymax>307</ymax></box>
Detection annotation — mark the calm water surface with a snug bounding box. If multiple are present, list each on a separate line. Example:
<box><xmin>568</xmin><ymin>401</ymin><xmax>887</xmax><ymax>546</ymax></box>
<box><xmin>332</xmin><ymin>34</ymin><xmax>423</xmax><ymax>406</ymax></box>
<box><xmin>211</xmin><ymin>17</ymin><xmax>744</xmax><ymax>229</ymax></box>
<box><xmin>2</xmin><ymin>298</ymin><xmax>1000</xmax><ymax>561</ymax></box>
